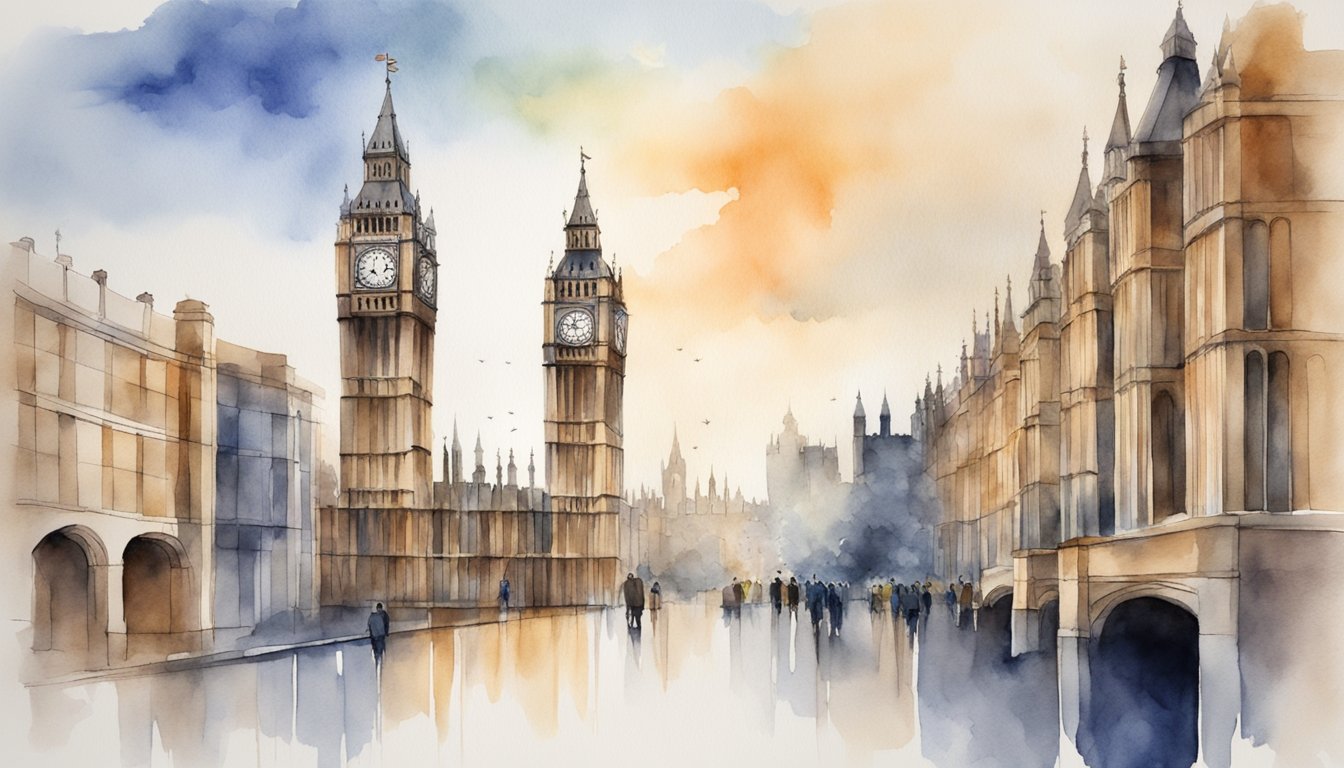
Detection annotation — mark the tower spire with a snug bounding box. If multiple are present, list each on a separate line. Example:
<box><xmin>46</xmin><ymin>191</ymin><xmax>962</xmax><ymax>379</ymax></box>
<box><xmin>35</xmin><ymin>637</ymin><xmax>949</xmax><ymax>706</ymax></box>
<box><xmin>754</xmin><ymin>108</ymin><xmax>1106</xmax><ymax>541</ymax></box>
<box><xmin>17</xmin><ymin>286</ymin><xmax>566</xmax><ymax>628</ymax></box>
<box><xmin>1065</xmin><ymin>128</ymin><xmax>1095</xmax><ymax>236</ymax></box>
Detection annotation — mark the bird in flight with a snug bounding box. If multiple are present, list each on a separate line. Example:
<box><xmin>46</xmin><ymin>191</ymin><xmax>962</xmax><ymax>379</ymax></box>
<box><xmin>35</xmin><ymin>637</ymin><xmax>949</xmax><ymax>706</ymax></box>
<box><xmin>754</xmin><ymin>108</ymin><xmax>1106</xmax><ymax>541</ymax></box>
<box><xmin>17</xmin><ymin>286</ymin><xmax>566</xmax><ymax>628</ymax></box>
<box><xmin>692</xmin><ymin>445</ymin><xmax>699</xmax><ymax>450</ymax></box>
<box><xmin>830</xmin><ymin>397</ymin><xmax>837</xmax><ymax>402</ymax></box>
<box><xmin>478</xmin><ymin>359</ymin><xmax>486</xmax><ymax>363</ymax></box>
<box><xmin>676</xmin><ymin>347</ymin><xmax>684</xmax><ymax>352</ymax></box>
<box><xmin>486</xmin><ymin>415</ymin><xmax>494</xmax><ymax>420</ymax></box>
<box><xmin>507</xmin><ymin>411</ymin><xmax>515</xmax><ymax>415</ymax></box>
<box><xmin>693</xmin><ymin>357</ymin><xmax>702</xmax><ymax>363</ymax></box>
<box><xmin>505</xmin><ymin>361</ymin><xmax>512</xmax><ymax>365</ymax></box>
<box><xmin>510</xmin><ymin>427</ymin><xmax>518</xmax><ymax>432</ymax></box>
<box><xmin>702</xmin><ymin>419</ymin><xmax>711</xmax><ymax>426</ymax></box>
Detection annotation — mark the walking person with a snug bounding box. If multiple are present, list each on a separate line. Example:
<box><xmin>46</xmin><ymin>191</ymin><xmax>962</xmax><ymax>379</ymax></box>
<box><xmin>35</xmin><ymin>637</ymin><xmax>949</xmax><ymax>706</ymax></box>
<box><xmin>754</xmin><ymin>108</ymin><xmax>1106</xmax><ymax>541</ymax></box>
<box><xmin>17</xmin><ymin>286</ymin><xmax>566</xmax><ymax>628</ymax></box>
<box><xmin>623</xmin><ymin>572</ymin><xmax>646</xmax><ymax>630</ymax></box>
<box><xmin>498</xmin><ymin>577</ymin><xmax>511</xmax><ymax>615</ymax></box>
<box><xmin>807</xmin><ymin>579</ymin><xmax>825</xmax><ymax>632</ymax></box>
<box><xmin>368</xmin><ymin>602</ymin><xmax>390</xmax><ymax>664</ymax></box>
<box><xmin>958</xmin><ymin>579</ymin><xmax>974</xmax><ymax>629</ymax></box>
<box><xmin>731</xmin><ymin>577</ymin><xmax>744</xmax><ymax>618</ymax></box>
<box><xmin>769</xmin><ymin>574</ymin><xmax>783</xmax><ymax>615</ymax></box>
<box><xmin>787</xmin><ymin>577</ymin><xmax>800</xmax><ymax>617</ymax></box>
<box><xmin>945</xmin><ymin>583</ymin><xmax>957</xmax><ymax>619</ymax></box>
<box><xmin>902</xmin><ymin>583</ymin><xmax>922</xmax><ymax>639</ymax></box>
<box><xmin>827</xmin><ymin>582</ymin><xmax>844</xmax><ymax>637</ymax></box>
<box><xmin>650</xmin><ymin>581</ymin><xmax>662</xmax><ymax>612</ymax></box>
<box><xmin>921</xmin><ymin>581</ymin><xmax>933</xmax><ymax>629</ymax></box>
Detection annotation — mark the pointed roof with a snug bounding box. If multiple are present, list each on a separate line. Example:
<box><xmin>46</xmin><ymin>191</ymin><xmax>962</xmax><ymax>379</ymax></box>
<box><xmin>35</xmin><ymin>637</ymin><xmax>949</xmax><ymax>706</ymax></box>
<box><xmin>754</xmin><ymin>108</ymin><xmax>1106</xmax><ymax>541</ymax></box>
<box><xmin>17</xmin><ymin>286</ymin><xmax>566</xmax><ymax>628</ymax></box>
<box><xmin>1134</xmin><ymin>5</ymin><xmax>1201</xmax><ymax>146</ymax></box>
<box><xmin>1002</xmin><ymin>276</ymin><xmax>1016</xmax><ymax>332</ymax></box>
<box><xmin>880</xmin><ymin>392</ymin><xmax>890</xmax><ymax>417</ymax></box>
<box><xmin>567</xmin><ymin>157</ymin><xmax>598</xmax><ymax>228</ymax></box>
<box><xmin>854</xmin><ymin>392</ymin><xmax>866</xmax><ymax>418</ymax></box>
<box><xmin>1161</xmin><ymin>3</ymin><xmax>1197</xmax><ymax>60</ymax></box>
<box><xmin>1033</xmin><ymin>217</ymin><xmax>1051</xmax><ymax>276</ymax></box>
<box><xmin>366</xmin><ymin>81</ymin><xmax>409</xmax><ymax>160</ymax></box>
<box><xmin>1065</xmin><ymin>130</ymin><xmax>1095</xmax><ymax>235</ymax></box>
<box><xmin>452</xmin><ymin>418</ymin><xmax>460</xmax><ymax>450</ymax></box>
<box><xmin>669</xmin><ymin>426</ymin><xmax>683</xmax><ymax>461</ymax></box>
<box><xmin>1106</xmin><ymin>59</ymin><xmax>1132</xmax><ymax>151</ymax></box>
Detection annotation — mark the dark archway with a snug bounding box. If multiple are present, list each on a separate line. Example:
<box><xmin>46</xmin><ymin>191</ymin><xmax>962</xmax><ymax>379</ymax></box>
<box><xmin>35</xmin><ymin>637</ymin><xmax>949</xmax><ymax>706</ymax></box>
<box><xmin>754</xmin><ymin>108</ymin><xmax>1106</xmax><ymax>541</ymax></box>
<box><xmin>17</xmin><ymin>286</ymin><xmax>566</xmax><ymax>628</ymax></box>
<box><xmin>1038</xmin><ymin>599</ymin><xmax>1059</xmax><ymax>654</ymax></box>
<box><xmin>33</xmin><ymin>531</ymin><xmax>93</xmax><ymax>656</ymax></box>
<box><xmin>123</xmin><ymin>535</ymin><xmax>196</xmax><ymax>658</ymax></box>
<box><xmin>1087</xmin><ymin>597</ymin><xmax>1199</xmax><ymax>768</ymax></box>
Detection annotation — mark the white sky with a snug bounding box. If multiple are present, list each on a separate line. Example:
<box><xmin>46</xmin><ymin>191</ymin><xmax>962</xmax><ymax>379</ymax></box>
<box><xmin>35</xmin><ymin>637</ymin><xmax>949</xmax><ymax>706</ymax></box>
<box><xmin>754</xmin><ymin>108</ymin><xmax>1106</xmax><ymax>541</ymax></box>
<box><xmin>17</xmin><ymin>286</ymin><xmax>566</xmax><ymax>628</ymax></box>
<box><xmin>3</xmin><ymin>0</ymin><xmax>1343</xmax><ymax>499</ymax></box>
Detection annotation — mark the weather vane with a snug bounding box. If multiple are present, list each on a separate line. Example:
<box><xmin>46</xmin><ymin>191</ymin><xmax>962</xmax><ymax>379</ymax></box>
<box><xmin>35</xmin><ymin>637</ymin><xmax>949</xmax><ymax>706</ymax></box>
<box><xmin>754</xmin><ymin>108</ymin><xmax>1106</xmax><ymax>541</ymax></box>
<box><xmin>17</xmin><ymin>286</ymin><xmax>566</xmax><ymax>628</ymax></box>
<box><xmin>580</xmin><ymin>146</ymin><xmax>591</xmax><ymax>171</ymax></box>
<box><xmin>374</xmin><ymin>52</ymin><xmax>399</xmax><ymax>83</ymax></box>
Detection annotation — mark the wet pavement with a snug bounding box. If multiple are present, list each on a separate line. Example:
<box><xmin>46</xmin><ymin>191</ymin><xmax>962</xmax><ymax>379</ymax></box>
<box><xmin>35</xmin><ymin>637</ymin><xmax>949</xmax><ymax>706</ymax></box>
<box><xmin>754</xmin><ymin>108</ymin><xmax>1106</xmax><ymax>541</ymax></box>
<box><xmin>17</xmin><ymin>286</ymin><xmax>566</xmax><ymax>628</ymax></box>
<box><xmin>25</xmin><ymin>599</ymin><xmax>1063</xmax><ymax>767</ymax></box>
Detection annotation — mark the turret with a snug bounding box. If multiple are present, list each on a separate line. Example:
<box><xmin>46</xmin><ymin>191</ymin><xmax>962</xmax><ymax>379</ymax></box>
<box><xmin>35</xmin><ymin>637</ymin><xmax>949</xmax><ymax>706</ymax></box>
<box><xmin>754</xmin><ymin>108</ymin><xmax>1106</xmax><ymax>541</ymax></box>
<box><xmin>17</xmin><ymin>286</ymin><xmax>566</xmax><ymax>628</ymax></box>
<box><xmin>879</xmin><ymin>393</ymin><xmax>891</xmax><ymax>437</ymax></box>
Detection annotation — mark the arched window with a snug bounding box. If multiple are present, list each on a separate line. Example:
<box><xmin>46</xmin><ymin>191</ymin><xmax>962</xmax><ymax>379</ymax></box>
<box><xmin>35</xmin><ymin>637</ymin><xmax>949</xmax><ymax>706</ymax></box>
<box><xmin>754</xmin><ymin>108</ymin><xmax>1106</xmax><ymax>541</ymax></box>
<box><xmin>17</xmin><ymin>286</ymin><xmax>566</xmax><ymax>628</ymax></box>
<box><xmin>1152</xmin><ymin>391</ymin><xmax>1184</xmax><ymax>521</ymax></box>
<box><xmin>1245</xmin><ymin>351</ymin><xmax>1266</xmax><ymax>510</ymax></box>
<box><xmin>1267</xmin><ymin>352</ymin><xmax>1291</xmax><ymax>511</ymax></box>
<box><xmin>1244</xmin><ymin>221</ymin><xmax>1269</xmax><ymax>330</ymax></box>
<box><xmin>1270</xmin><ymin>219</ymin><xmax>1292</xmax><ymax>329</ymax></box>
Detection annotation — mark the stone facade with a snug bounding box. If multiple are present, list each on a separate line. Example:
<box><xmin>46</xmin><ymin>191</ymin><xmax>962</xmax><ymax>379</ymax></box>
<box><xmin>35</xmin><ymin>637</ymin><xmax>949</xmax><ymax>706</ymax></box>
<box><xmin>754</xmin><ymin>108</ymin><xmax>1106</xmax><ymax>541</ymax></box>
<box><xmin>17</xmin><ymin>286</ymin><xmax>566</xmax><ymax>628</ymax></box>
<box><xmin>4</xmin><ymin>238</ymin><xmax>323</xmax><ymax>674</ymax></box>
<box><xmin>912</xmin><ymin>6</ymin><xmax>1344</xmax><ymax>763</ymax></box>
<box><xmin>317</xmin><ymin>82</ymin><xmax>622</xmax><ymax>614</ymax></box>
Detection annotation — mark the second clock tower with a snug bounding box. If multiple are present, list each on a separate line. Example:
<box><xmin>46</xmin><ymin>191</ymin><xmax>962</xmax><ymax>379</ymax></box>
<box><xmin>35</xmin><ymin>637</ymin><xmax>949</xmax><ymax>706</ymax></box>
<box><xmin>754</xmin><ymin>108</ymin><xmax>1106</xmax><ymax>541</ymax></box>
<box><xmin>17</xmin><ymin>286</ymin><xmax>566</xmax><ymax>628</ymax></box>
<box><xmin>334</xmin><ymin>76</ymin><xmax>438</xmax><ymax>509</ymax></box>
<box><xmin>543</xmin><ymin>157</ymin><xmax>628</xmax><ymax>518</ymax></box>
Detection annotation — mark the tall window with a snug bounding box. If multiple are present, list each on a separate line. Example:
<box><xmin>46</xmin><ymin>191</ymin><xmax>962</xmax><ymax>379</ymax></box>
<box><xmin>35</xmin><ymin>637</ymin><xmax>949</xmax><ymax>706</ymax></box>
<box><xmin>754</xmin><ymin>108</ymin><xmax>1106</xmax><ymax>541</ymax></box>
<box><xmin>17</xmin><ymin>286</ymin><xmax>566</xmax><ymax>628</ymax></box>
<box><xmin>1244</xmin><ymin>221</ymin><xmax>1269</xmax><ymax>330</ymax></box>
<box><xmin>1267</xmin><ymin>352</ymin><xmax>1291</xmax><ymax>511</ymax></box>
<box><xmin>1245</xmin><ymin>351</ymin><xmax>1266</xmax><ymax>510</ymax></box>
<box><xmin>1152</xmin><ymin>391</ymin><xmax>1183</xmax><ymax>521</ymax></box>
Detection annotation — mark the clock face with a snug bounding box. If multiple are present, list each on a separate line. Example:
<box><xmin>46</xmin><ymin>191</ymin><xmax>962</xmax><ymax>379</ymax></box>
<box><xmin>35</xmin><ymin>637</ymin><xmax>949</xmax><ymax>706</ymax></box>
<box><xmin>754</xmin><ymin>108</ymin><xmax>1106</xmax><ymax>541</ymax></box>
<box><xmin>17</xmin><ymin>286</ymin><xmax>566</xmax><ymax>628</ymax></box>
<box><xmin>417</xmin><ymin>256</ymin><xmax>436</xmax><ymax>305</ymax></box>
<box><xmin>355</xmin><ymin>247</ymin><xmax>397</xmax><ymax>289</ymax></box>
<box><xmin>613</xmin><ymin>309</ymin><xmax>628</xmax><ymax>355</ymax></box>
<box><xmin>557</xmin><ymin>308</ymin><xmax>595</xmax><ymax>346</ymax></box>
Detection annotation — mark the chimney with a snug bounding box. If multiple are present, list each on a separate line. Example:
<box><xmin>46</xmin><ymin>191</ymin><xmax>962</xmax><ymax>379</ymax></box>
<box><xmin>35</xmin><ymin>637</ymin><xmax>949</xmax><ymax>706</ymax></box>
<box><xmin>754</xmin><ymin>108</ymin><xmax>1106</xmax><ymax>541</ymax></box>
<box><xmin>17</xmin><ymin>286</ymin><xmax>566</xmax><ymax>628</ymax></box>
<box><xmin>91</xmin><ymin>269</ymin><xmax>108</xmax><ymax>318</ymax></box>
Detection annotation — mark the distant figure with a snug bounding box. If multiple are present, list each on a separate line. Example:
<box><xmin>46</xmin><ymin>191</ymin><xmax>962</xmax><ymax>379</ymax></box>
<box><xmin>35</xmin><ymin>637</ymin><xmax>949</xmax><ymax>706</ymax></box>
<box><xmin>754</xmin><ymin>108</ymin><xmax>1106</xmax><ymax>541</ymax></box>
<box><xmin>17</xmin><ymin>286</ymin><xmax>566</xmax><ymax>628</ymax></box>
<box><xmin>807</xmin><ymin>579</ymin><xmax>825</xmax><ymax>631</ymax></box>
<box><xmin>972</xmin><ymin>585</ymin><xmax>983</xmax><ymax>631</ymax></box>
<box><xmin>368</xmin><ymin>602</ymin><xmax>390</xmax><ymax>662</ymax></box>
<box><xmin>623</xmin><ymin>573</ymin><xmax>646</xmax><ymax>629</ymax></box>
<box><xmin>650</xmin><ymin>581</ymin><xmax>662</xmax><ymax>612</ymax></box>
<box><xmin>890</xmin><ymin>583</ymin><xmax>901</xmax><ymax>617</ymax></box>
<box><xmin>498</xmin><ymin>577</ymin><xmax>511</xmax><ymax>613</ymax></box>
<box><xmin>740</xmin><ymin>578</ymin><xmax>753</xmax><ymax>604</ymax></box>
<box><xmin>958</xmin><ymin>581</ymin><xmax>974</xmax><ymax>629</ymax></box>
<box><xmin>901</xmin><ymin>584</ymin><xmax>921</xmax><ymax>639</ymax></box>
<box><xmin>787</xmin><ymin>577</ymin><xmax>800</xmax><ymax>616</ymax></box>
<box><xmin>731</xmin><ymin>577</ymin><xmax>744</xmax><ymax>617</ymax></box>
<box><xmin>945</xmin><ymin>584</ymin><xmax>957</xmax><ymax>617</ymax></box>
<box><xmin>769</xmin><ymin>575</ymin><xmax>783</xmax><ymax>614</ymax></box>
<box><xmin>722</xmin><ymin>582</ymin><xmax>738</xmax><ymax>621</ymax></box>
<box><xmin>870</xmin><ymin>583</ymin><xmax>882</xmax><ymax>613</ymax></box>
<box><xmin>920</xmin><ymin>582</ymin><xmax>933</xmax><ymax>627</ymax></box>
<box><xmin>826</xmin><ymin>583</ymin><xmax>844</xmax><ymax>636</ymax></box>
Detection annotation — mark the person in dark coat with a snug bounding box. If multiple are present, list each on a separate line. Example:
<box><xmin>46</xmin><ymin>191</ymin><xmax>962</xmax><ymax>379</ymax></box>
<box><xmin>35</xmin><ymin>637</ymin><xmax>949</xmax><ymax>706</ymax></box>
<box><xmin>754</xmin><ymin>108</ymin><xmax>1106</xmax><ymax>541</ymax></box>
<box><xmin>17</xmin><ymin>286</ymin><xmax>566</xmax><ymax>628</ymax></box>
<box><xmin>649</xmin><ymin>581</ymin><xmax>662</xmax><ymax>612</ymax></box>
<box><xmin>368</xmin><ymin>602</ymin><xmax>389</xmax><ymax>663</ymax></box>
<box><xmin>826</xmin><ymin>583</ymin><xmax>844</xmax><ymax>636</ymax></box>
<box><xmin>498</xmin><ymin>577</ymin><xmax>511</xmax><ymax>614</ymax></box>
<box><xmin>806</xmin><ymin>579</ymin><xmax>825</xmax><ymax>631</ymax></box>
<box><xmin>622</xmin><ymin>573</ymin><xmax>646</xmax><ymax>629</ymax></box>
<box><xmin>901</xmin><ymin>585</ymin><xmax>921</xmax><ymax>639</ymax></box>
<box><xmin>769</xmin><ymin>575</ymin><xmax>783</xmax><ymax>614</ymax></box>
<box><xmin>787</xmin><ymin>577</ymin><xmax>800</xmax><ymax>616</ymax></box>
<box><xmin>958</xmin><ymin>580</ymin><xmax>974</xmax><ymax>629</ymax></box>
<box><xmin>945</xmin><ymin>583</ymin><xmax>957</xmax><ymax>618</ymax></box>
<box><xmin>920</xmin><ymin>582</ymin><xmax>933</xmax><ymax>627</ymax></box>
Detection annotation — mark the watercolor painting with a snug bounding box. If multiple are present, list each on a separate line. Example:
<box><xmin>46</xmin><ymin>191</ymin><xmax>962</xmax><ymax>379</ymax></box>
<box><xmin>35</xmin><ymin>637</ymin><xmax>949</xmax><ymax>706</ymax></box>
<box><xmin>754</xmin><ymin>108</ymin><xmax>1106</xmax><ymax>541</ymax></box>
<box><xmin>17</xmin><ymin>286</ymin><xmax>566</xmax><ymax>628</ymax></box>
<box><xmin>4</xmin><ymin>0</ymin><xmax>1344</xmax><ymax>766</ymax></box>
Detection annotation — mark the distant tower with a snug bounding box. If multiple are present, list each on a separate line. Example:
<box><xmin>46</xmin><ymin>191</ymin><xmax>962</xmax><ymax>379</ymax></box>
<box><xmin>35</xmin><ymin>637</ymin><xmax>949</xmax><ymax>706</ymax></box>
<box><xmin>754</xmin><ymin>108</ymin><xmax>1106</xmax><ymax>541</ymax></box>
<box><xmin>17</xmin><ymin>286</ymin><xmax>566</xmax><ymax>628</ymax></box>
<box><xmin>853</xmin><ymin>392</ymin><xmax>867</xmax><ymax>480</ymax></box>
<box><xmin>662</xmin><ymin>427</ymin><xmax>688</xmax><ymax>508</ymax></box>
<box><xmin>334</xmin><ymin>73</ymin><xmax>438</xmax><ymax>509</ymax></box>
<box><xmin>879</xmin><ymin>393</ymin><xmax>892</xmax><ymax>437</ymax></box>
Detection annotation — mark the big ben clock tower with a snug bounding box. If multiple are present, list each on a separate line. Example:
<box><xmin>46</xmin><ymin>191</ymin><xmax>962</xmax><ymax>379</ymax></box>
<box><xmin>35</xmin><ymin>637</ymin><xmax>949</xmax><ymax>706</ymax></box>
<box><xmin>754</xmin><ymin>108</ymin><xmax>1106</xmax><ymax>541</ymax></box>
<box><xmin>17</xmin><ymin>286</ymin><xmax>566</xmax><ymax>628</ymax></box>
<box><xmin>334</xmin><ymin>73</ymin><xmax>437</xmax><ymax>510</ymax></box>
<box><xmin>543</xmin><ymin>155</ymin><xmax>627</xmax><ymax>534</ymax></box>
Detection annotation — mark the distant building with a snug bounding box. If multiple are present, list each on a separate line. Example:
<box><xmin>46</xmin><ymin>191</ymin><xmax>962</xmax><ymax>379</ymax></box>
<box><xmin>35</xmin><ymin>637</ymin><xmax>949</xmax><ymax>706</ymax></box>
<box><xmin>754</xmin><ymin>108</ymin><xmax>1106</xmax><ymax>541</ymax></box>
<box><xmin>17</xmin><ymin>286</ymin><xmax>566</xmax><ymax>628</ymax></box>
<box><xmin>765</xmin><ymin>407</ymin><xmax>840</xmax><ymax>506</ymax></box>
<box><xmin>630</xmin><ymin>429</ymin><xmax>774</xmax><ymax>588</ymax></box>
<box><xmin>4</xmin><ymin>238</ymin><xmax>323</xmax><ymax>674</ymax></box>
<box><xmin>852</xmin><ymin>391</ymin><xmax>920</xmax><ymax>484</ymax></box>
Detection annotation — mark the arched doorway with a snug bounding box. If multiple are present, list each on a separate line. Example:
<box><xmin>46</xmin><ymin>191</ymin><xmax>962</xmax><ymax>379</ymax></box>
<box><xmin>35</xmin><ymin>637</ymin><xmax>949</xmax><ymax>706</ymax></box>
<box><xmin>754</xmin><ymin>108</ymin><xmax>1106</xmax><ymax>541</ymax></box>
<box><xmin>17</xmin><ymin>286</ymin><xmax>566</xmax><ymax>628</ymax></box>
<box><xmin>123</xmin><ymin>535</ymin><xmax>195</xmax><ymax>657</ymax></box>
<box><xmin>1088</xmin><ymin>597</ymin><xmax>1199</xmax><ymax>768</ymax></box>
<box><xmin>32</xmin><ymin>527</ymin><xmax>107</xmax><ymax>669</ymax></box>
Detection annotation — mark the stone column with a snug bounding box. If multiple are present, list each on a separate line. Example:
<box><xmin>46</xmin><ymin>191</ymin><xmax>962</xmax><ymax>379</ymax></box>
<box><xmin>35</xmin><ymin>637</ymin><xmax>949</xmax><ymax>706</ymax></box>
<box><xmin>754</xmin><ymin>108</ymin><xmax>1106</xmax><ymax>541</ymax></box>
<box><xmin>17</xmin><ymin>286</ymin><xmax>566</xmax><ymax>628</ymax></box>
<box><xmin>1197</xmin><ymin>576</ymin><xmax>1241</xmax><ymax>768</ymax></box>
<box><xmin>103</xmin><ymin>562</ymin><xmax>126</xmax><ymax>663</ymax></box>
<box><xmin>1056</xmin><ymin>543</ymin><xmax>1091</xmax><ymax>749</ymax></box>
<box><xmin>174</xmin><ymin>299</ymin><xmax>218</xmax><ymax>643</ymax></box>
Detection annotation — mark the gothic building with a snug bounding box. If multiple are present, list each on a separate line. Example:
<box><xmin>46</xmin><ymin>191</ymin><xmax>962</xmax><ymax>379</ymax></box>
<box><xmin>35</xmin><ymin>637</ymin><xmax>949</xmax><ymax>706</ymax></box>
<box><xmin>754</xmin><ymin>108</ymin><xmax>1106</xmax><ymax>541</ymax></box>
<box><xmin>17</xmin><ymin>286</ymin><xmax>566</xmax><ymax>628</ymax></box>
<box><xmin>912</xmin><ymin>5</ymin><xmax>1344</xmax><ymax>763</ymax></box>
<box><xmin>317</xmin><ymin>78</ymin><xmax>624</xmax><ymax>614</ymax></box>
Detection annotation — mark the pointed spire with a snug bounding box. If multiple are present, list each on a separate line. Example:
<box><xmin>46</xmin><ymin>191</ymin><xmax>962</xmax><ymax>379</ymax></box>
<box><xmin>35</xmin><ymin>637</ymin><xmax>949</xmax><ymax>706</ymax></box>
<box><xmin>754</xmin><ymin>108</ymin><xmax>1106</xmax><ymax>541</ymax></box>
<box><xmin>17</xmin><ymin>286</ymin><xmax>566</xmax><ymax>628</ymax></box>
<box><xmin>1033</xmin><ymin>215</ymin><xmax>1051</xmax><ymax>276</ymax></box>
<box><xmin>880</xmin><ymin>392</ymin><xmax>891</xmax><ymax>416</ymax></box>
<box><xmin>853</xmin><ymin>391</ymin><xmax>866</xmax><ymax>418</ymax></box>
<box><xmin>452</xmin><ymin>418</ymin><xmax>461</xmax><ymax>450</ymax></box>
<box><xmin>994</xmin><ymin>286</ymin><xmax>1001</xmax><ymax>333</ymax></box>
<box><xmin>340</xmin><ymin>184</ymin><xmax>351</xmax><ymax>216</ymax></box>
<box><xmin>1162</xmin><ymin>2</ymin><xmax>1197</xmax><ymax>61</ymax></box>
<box><xmin>567</xmin><ymin>148</ymin><xmax>597</xmax><ymax>228</ymax></box>
<box><xmin>1002</xmin><ymin>275</ymin><xmax>1016</xmax><ymax>330</ymax></box>
<box><xmin>474</xmin><ymin>431</ymin><xmax>484</xmax><ymax>469</ymax></box>
<box><xmin>425</xmin><ymin>207</ymin><xmax>436</xmax><ymax>231</ymax></box>
<box><xmin>366</xmin><ymin>78</ymin><xmax>409</xmax><ymax>161</ymax></box>
<box><xmin>1107</xmin><ymin>57</ymin><xmax>1132</xmax><ymax>151</ymax></box>
<box><xmin>1065</xmin><ymin>128</ymin><xmax>1095</xmax><ymax>236</ymax></box>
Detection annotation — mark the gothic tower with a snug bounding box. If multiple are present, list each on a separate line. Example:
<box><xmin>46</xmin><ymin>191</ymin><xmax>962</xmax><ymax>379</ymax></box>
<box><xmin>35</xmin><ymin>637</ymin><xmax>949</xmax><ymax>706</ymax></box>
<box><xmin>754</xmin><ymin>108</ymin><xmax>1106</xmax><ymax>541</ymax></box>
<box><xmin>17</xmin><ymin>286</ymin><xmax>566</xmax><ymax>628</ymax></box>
<box><xmin>334</xmin><ymin>75</ymin><xmax>438</xmax><ymax>509</ymax></box>
<box><xmin>542</xmin><ymin>156</ymin><xmax>628</xmax><ymax>518</ymax></box>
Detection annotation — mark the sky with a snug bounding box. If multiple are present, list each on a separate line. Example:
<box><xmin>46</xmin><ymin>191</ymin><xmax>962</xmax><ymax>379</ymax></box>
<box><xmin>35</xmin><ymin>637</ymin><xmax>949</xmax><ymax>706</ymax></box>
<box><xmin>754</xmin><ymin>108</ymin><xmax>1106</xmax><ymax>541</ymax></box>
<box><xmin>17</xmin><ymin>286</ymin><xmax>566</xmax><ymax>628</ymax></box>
<box><xmin>3</xmin><ymin>0</ymin><xmax>1344</xmax><ymax>500</ymax></box>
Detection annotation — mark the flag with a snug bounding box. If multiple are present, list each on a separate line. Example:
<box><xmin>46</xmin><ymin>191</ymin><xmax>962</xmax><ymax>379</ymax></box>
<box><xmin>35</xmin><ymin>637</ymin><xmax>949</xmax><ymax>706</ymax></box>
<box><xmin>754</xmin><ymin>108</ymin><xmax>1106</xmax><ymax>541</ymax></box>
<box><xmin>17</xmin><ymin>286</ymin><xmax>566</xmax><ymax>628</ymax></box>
<box><xmin>375</xmin><ymin>53</ymin><xmax>398</xmax><ymax>72</ymax></box>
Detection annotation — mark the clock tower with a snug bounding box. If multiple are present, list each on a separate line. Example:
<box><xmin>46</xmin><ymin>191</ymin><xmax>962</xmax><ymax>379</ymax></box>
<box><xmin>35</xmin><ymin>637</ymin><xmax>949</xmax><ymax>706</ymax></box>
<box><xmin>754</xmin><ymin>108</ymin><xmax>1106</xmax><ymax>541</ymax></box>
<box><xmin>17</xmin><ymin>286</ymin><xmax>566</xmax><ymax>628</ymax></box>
<box><xmin>543</xmin><ymin>156</ymin><xmax>627</xmax><ymax>524</ymax></box>
<box><xmin>334</xmin><ymin>76</ymin><xmax>438</xmax><ymax>509</ymax></box>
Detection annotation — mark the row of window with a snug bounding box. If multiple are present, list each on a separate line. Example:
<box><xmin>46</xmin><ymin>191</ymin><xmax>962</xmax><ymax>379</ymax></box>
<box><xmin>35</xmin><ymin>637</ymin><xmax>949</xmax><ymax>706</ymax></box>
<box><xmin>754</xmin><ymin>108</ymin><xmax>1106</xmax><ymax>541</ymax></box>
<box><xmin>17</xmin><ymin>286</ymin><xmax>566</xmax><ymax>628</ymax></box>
<box><xmin>557</xmin><ymin>281</ymin><xmax>599</xmax><ymax>298</ymax></box>
<box><xmin>356</xmin><ymin>217</ymin><xmax>399</xmax><ymax>234</ymax></box>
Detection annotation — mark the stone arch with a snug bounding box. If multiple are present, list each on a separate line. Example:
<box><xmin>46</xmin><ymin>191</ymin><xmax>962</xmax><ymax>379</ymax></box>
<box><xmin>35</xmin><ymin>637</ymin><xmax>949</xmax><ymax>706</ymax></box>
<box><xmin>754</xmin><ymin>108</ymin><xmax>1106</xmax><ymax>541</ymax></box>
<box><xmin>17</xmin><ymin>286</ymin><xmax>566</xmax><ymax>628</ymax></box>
<box><xmin>1089</xmin><ymin>582</ymin><xmax>1198</xmax><ymax>638</ymax></box>
<box><xmin>984</xmin><ymin>585</ymin><xmax>1013</xmax><ymax>609</ymax></box>
<box><xmin>123</xmin><ymin>533</ymin><xmax>197</xmax><ymax>641</ymax></box>
<box><xmin>31</xmin><ymin>526</ymin><xmax>109</xmax><ymax>665</ymax></box>
<box><xmin>1086</xmin><ymin>596</ymin><xmax>1199</xmax><ymax>768</ymax></box>
<box><xmin>1033</xmin><ymin>587</ymin><xmax>1060</xmax><ymax>610</ymax></box>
